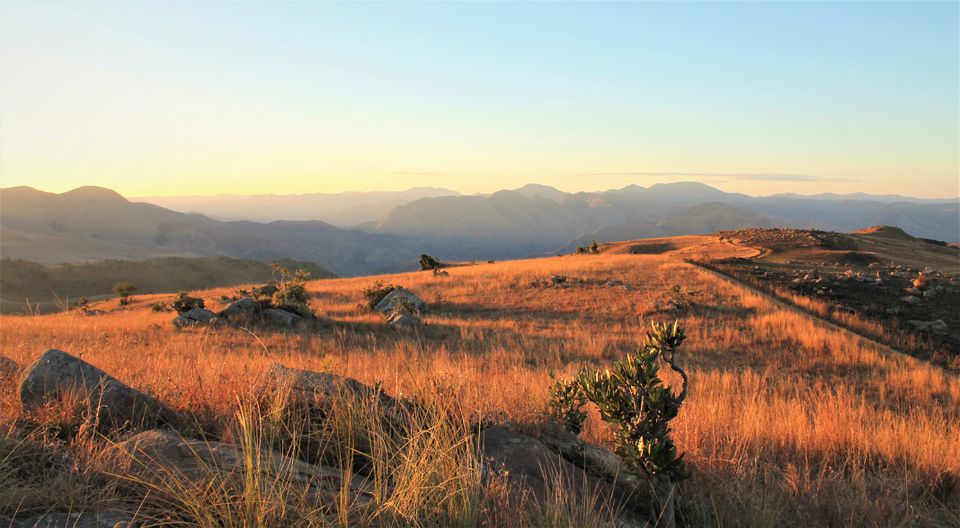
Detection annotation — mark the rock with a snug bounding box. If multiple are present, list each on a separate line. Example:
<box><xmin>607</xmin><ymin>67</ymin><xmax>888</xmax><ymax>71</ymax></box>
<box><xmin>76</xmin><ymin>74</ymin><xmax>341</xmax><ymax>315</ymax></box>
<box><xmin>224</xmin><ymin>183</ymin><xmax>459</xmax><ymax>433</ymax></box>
<box><xmin>481</xmin><ymin>421</ymin><xmax>661</xmax><ymax>526</ymax></box>
<box><xmin>388</xmin><ymin>312</ymin><xmax>423</xmax><ymax>328</ymax></box>
<box><xmin>373</xmin><ymin>288</ymin><xmax>427</xmax><ymax>315</ymax></box>
<box><xmin>82</xmin><ymin>309</ymin><xmax>106</xmax><ymax>316</ymax></box>
<box><xmin>19</xmin><ymin>349</ymin><xmax>176</xmax><ymax>428</ymax></box>
<box><xmin>264</xmin><ymin>308</ymin><xmax>303</xmax><ymax>328</ymax></box>
<box><xmin>923</xmin><ymin>289</ymin><xmax>937</xmax><ymax>299</ymax></box>
<box><xmin>111</xmin><ymin>429</ymin><xmax>371</xmax><ymax>505</ymax></box>
<box><xmin>433</xmin><ymin>270</ymin><xmax>450</xmax><ymax>277</ymax></box>
<box><xmin>183</xmin><ymin>307</ymin><xmax>217</xmax><ymax>322</ymax></box>
<box><xmin>0</xmin><ymin>511</ymin><xmax>132</xmax><ymax>528</ymax></box>
<box><xmin>173</xmin><ymin>307</ymin><xmax>218</xmax><ymax>328</ymax></box>
<box><xmin>218</xmin><ymin>297</ymin><xmax>255</xmax><ymax>321</ymax></box>
<box><xmin>260</xmin><ymin>364</ymin><xmax>412</xmax><ymax>432</ymax></box>
<box><xmin>906</xmin><ymin>319</ymin><xmax>949</xmax><ymax>335</ymax></box>
<box><xmin>899</xmin><ymin>295</ymin><xmax>921</xmax><ymax>306</ymax></box>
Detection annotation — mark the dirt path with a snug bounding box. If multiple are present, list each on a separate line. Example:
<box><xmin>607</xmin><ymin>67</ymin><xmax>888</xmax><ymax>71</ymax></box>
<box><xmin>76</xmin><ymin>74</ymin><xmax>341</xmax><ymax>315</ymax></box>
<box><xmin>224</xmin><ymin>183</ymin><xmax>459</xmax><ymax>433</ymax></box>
<box><xmin>685</xmin><ymin>259</ymin><xmax>929</xmax><ymax>369</ymax></box>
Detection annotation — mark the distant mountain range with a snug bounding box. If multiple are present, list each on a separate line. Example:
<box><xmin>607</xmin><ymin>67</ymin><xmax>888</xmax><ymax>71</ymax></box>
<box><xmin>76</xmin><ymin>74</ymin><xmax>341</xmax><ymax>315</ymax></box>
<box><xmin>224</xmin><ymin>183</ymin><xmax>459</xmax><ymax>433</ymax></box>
<box><xmin>0</xmin><ymin>186</ymin><xmax>421</xmax><ymax>276</ymax></box>
<box><xmin>2</xmin><ymin>183</ymin><xmax>957</xmax><ymax>276</ymax></box>
<box><xmin>134</xmin><ymin>187</ymin><xmax>460</xmax><ymax>226</ymax></box>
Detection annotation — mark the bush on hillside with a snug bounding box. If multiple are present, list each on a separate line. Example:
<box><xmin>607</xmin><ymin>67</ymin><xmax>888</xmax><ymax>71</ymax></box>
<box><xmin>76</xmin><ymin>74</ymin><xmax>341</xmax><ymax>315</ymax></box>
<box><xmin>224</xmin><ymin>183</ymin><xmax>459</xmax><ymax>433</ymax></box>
<box><xmin>270</xmin><ymin>262</ymin><xmax>313</xmax><ymax>317</ymax></box>
<box><xmin>580</xmin><ymin>321</ymin><xmax>689</xmax><ymax>480</ymax></box>
<box><xmin>548</xmin><ymin>321</ymin><xmax>690</xmax><ymax>481</ymax></box>
<box><xmin>112</xmin><ymin>281</ymin><xmax>137</xmax><ymax>305</ymax></box>
<box><xmin>547</xmin><ymin>372</ymin><xmax>588</xmax><ymax>435</ymax></box>
<box><xmin>363</xmin><ymin>281</ymin><xmax>399</xmax><ymax>311</ymax></box>
<box><xmin>419</xmin><ymin>254</ymin><xmax>442</xmax><ymax>271</ymax></box>
<box><xmin>172</xmin><ymin>292</ymin><xmax>205</xmax><ymax>314</ymax></box>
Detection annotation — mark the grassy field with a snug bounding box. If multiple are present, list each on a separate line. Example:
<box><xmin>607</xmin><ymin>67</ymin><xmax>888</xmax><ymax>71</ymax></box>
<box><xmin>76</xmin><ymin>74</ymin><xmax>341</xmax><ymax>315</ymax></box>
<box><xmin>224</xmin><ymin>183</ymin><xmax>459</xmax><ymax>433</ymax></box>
<box><xmin>0</xmin><ymin>256</ymin><xmax>336</xmax><ymax>314</ymax></box>
<box><xmin>1</xmin><ymin>246</ymin><xmax>957</xmax><ymax>526</ymax></box>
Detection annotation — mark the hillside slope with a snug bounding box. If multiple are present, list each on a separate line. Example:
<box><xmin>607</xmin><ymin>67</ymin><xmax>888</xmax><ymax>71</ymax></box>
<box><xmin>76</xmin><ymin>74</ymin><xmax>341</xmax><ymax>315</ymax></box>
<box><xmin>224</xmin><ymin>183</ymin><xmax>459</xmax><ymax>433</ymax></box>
<box><xmin>0</xmin><ymin>186</ymin><xmax>421</xmax><ymax>276</ymax></box>
<box><xmin>0</xmin><ymin>256</ymin><xmax>335</xmax><ymax>314</ymax></box>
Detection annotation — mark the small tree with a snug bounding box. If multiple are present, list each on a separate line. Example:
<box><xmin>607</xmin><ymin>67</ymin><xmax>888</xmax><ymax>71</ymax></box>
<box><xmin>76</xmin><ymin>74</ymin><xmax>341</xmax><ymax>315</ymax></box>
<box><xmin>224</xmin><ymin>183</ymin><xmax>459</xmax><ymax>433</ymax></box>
<box><xmin>590</xmin><ymin>239</ymin><xmax>600</xmax><ymax>254</ymax></box>
<box><xmin>578</xmin><ymin>321</ymin><xmax>689</xmax><ymax>480</ymax></box>
<box><xmin>112</xmin><ymin>281</ymin><xmax>137</xmax><ymax>305</ymax></box>
<box><xmin>270</xmin><ymin>262</ymin><xmax>312</xmax><ymax>316</ymax></box>
<box><xmin>419</xmin><ymin>254</ymin><xmax>441</xmax><ymax>271</ymax></box>
<box><xmin>547</xmin><ymin>371</ymin><xmax>588</xmax><ymax>435</ymax></box>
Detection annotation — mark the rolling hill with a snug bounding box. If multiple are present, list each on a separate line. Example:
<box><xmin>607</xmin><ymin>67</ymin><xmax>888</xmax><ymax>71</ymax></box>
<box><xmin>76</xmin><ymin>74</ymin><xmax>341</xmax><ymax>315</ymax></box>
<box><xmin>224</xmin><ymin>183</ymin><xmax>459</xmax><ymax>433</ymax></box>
<box><xmin>0</xmin><ymin>256</ymin><xmax>335</xmax><ymax>314</ymax></box>
<box><xmin>0</xmin><ymin>186</ymin><xmax>422</xmax><ymax>276</ymax></box>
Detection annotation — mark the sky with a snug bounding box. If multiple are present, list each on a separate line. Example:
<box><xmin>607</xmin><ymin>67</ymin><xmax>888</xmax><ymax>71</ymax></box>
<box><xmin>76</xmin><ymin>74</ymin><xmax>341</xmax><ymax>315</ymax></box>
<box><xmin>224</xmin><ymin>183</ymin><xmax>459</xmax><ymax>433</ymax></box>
<box><xmin>0</xmin><ymin>1</ymin><xmax>957</xmax><ymax>199</ymax></box>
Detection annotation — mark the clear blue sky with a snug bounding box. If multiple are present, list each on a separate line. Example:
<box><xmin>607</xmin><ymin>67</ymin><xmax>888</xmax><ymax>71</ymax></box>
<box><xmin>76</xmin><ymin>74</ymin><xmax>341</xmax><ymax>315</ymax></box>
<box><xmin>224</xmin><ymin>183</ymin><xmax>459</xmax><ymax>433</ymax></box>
<box><xmin>1</xmin><ymin>1</ymin><xmax>957</xmax><ymax>198</ymax></box>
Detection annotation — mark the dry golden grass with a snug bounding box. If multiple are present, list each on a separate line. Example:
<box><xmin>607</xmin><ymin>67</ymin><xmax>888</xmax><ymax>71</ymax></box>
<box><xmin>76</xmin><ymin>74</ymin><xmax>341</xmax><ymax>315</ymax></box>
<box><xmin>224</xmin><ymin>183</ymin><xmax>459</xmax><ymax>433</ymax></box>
<box><xmin>1</xmin><ymin>252</ymin><xmax>958</xmax><ymax>526</ymax></box>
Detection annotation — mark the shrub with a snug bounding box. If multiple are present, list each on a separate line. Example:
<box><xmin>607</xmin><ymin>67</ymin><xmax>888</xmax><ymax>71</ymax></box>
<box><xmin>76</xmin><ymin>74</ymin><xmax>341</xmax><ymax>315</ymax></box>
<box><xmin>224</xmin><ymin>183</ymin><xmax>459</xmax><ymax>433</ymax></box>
<box><xmin>590</xmin><ymin>239</ymin><xmax>600</xmax><ymax>254</ymax></box>
<box><xmin>172</xmin><ymin>292</ymin><xmax>205</xmax><ymax>314</ymax></box>
<box><xmin>547</xmin><ymin>372</ymin><xmax>588</xmax><ymax>435</ymax></box>
<box><xmin>419</xmin><ymin>254</ymin><xmax>442</xmax><ymax>271</ymax></box>
<box><xmin>363</xmin><ymin>281</ymin><xmax>398</xmax><ymax>311</ymax></box>
<box><xmin>270</xmin><ymin>263</ymin><xmax>312</xmax><ymax>317</ymax></box>
<box><xmin>151</xmin><ymin>302</ymin><xmax>169</xmax><ymax>312</ymax></box>
<box><xmin>112</xmin><ymin>281</ymin><xmax>137</xmax><ymax>305</ymax></box>
<box><xmin>578</xmin><ymin>321</ymin><xmax>689</xmax><ymax>480</ymax></box>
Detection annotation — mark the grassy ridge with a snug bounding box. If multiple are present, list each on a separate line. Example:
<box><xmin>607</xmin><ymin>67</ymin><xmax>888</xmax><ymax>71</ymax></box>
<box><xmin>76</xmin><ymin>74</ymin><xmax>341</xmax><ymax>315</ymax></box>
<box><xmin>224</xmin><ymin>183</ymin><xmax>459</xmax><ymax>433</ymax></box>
<box><xmin>0</xmin><ymin>256</ymin><xmax>335</xmax><ymax>314</ymax></box>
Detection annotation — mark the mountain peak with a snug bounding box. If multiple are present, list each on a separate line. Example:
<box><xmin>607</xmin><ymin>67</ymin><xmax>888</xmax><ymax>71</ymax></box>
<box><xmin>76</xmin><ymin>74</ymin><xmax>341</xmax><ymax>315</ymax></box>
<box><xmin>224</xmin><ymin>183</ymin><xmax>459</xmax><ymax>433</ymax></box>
<box><xmin>512</xmin><ymin>183</ymin><xmax>569</xmax><ymax>202</ymax></box>
<box><xmin>61</xmin><ymin>186</ymin><xmax>127</xmax><ymax>202</ymax></box>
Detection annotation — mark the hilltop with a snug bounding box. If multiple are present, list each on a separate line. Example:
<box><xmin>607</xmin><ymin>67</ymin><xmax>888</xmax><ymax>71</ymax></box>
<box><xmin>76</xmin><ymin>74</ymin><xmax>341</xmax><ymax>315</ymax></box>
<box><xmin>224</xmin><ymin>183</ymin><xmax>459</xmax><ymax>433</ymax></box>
<box><xmin>1</xmin><ymin>228</ymin><xmax>957</xmax><ymax>526</ymax></box>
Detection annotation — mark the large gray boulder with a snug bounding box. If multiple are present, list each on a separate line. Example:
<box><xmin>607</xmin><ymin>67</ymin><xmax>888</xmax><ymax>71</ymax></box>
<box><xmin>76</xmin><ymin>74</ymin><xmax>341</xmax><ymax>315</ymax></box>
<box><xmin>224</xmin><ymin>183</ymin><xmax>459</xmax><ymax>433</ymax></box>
<box><xmin>19</xmin><ymin>349</ymin><xmax>176</xmax><ymax>428</ymax></box>
<box><xmin>373</xmin><ymin>288</ymin><xmax>427</xmax><ymax>315</ymax></box>
<box><xmin>217</xmin><ymin>297</ymin><xmax>256</xmax><ymax>322</ymax></box>
<box><xmin>172</xmin><ymin>307</ymin><xmax>218</xmax><ymax>328</ymax></box>
<box><xmin>264</xmin><ymin>308</ymin><xmax>303</xmax><ymax>328</ymax></box>
<box><xmin>111</xmin><ymin>429</ymin><xmax>372</xmax><ymax>509</ymax></box>
<box><xmin>481</xmin><ymin>421</ymin><xmax>665</xmax><ymax>527</ymax></box>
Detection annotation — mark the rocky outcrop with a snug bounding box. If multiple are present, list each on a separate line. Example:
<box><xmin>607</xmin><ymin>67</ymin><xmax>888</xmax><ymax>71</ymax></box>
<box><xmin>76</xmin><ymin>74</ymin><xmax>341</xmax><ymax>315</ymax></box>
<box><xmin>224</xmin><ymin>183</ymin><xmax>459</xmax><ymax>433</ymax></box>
<box><xmin>172</xmin><ymin>307</ymin><xmax>218</xmax><ymax>328</ymax></box>
<box><xmin>19</xmin><ymin>349</ymin><xmax>176</xmax><ymax>428</ymax></box>
<box><xmin>217</xmin><ymin>297</ymin><xmax>256</xmax><ymax>322</ymax></box>
<box><xmin>373</xmin><ymin>288</ymin><xmax>427</xmax><ymax>315</ymax></box>
<box><xmin>264</xmin><ymin>308</ymin><xmax>303</xmax><ymax>328</ymax></box>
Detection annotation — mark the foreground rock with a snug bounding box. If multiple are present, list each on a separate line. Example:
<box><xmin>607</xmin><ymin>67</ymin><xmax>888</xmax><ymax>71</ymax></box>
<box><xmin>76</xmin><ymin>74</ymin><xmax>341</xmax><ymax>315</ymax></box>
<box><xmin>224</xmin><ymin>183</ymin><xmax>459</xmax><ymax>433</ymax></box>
<box><xmin>0</xmin><ymin>355</ymin><xmax>18</xmax><ymax>377</ymax></box>
<box><xmin>111</xmin><ymin>429</ymin><xmax>371</xmax><ymax>504</ymax></box>
<box><xmin>0</xmin><ymin>511</ymin><xmax>132</xmax><ymax>528</ymax></box>
<box><xmin>481</xmin><ymin>421</ymin><xmax>667</xmax><ymax>527</ymax></box>
<box><xmin>373</xmin><ymin>288</ymin><xmax>427</xmax><ymax>315</ymax></box>
<box><xmin>19</xmin><ymin>349</ymin><xmax>176</xmax><ymax>428</ymax></box>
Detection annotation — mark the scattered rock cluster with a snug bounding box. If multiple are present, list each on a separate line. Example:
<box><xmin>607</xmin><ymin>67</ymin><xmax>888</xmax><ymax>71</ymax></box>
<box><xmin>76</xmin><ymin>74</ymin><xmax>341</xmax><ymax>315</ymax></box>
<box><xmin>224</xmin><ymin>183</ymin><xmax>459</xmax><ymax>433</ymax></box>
<box><xmin>171</xmin><ymin>284</ymin><xmax>308</xmax><ymax>330</ymax></box>
<box><xmin>529</xmin><ymin>276</ymin><xmax>635</xmax><ymax>291</ymax></box>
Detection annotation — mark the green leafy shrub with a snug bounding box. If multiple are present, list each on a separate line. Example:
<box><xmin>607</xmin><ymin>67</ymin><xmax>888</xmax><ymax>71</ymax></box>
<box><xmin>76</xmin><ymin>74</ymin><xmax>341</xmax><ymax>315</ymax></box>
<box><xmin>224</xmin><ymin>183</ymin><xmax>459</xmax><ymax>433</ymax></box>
<box><xmin>172</xmin><ymin>291</ymin><xmax>205</xmax><ymax>314</ymax></box>
<box><xmin>578</xmin><ymin>321</ymin><xmax>689</xmax><ymax>480</ymax></box>
<box><xmin>363</xmin><ymin>280</ymin><xmax>398</xmax><ymax>311</ymax></box>
<box><xmin>270</xmin><ymin>263</ymin><xmax>312</xmax><ymax>317</ymax></box>
<box><xmin>547</xmin><ymin>372</ymin><xmax>588</xmax><ymax>435</ymax></box>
